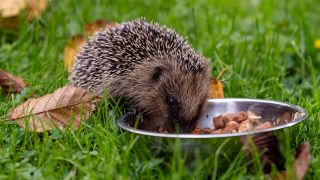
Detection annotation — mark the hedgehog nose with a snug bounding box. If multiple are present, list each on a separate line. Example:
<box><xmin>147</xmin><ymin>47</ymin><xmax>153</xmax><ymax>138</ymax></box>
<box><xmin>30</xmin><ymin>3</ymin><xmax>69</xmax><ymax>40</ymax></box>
<box><xmin>176</xmin><ymin>120</ymin><xmax>191</xmax><ymax>133</ymax></box>
<box><xmin>169</xmin><ymin>118</ymin><xmax>183</xmax><ymax>133</ymax></box>
<box><xmin>180</xmin><ymin>128</ymin><xmax>188</xmax><ymax>133</ymax></box>
<box><xmin>181</xmin><ymin>125</ymin><xmax>193</xmax><ymax>133</ymax></box>
<box><xmin>169</xmin><ymin>116</ymin><xmax>190</xmax><ymax>133</ymax></box>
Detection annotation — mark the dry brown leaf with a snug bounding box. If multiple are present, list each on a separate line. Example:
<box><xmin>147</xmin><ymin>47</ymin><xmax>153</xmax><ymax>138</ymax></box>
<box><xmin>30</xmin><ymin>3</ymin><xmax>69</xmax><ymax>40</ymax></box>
<box><xmin>63</xmin><ymin>35</ymin><xmax>86</xmax><ymax>72</ymax></box>
<box><xmin>0</xmin><ymin>0</ymin><xmax>47</xmax><ymax>28</ymax></box>
<box><xmin>294</xmin><ymin>142</ymin><xmax>311</xmax><ymax>180</ymax></box>
<box><xmin>84</xmin><ymin>19</ymin><xmax>115</xmax><ymax>36</ymax></box>
<box><xmin>8</xmin><ymin>85</ymin><xmax>100</xmax><ymax>132</ymax></box>
<box><xmin>265</xmin><ymin>142</ymin><xmax>311</xmax><ymax>180</ymax></box>
<box><xmin>26</xmin><ymin>0</ymin><xmax>47</xmax><ymax>21</ymax></box>
<box><xmin>63</xmin><ymin>19</ymin><xmax>115</xmax><ymax>72</ymax></box>
<box><xmin>0</xmin><ymin>69</ymin><xmax>27</xmax><ymax>94</ymax></box>
<box><xmin>209</xmin><ymin>68</ymin><xmax>226</xmax><ymax>98</ymax></box>
<box><xmin>0</xmin><ymin>0</ymin><xmax>26</xmax><ymax>18</ymax></box>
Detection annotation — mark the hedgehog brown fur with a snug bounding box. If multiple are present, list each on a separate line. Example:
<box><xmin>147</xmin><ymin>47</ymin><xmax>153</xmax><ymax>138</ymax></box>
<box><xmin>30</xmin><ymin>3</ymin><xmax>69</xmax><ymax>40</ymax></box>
<box><xmin>69</xmin><ymin>19</ymin><xmax>211</xmax><ymax>133</ymax></box>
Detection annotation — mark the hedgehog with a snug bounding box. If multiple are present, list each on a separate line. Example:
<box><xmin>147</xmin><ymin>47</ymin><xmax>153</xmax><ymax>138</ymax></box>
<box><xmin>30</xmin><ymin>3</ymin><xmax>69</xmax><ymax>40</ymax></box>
<box><xmin>69</xmin><ymin>19</ymin><xmax>211</xmax><ymax>133</ymax></box>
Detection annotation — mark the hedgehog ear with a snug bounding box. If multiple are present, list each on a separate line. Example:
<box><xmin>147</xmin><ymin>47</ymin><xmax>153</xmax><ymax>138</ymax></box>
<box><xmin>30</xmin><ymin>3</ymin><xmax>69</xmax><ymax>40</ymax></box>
<box><xmin>151</xmin><ymin>66</ymin><xmax>164</xmax><ymax>82</ymax></box>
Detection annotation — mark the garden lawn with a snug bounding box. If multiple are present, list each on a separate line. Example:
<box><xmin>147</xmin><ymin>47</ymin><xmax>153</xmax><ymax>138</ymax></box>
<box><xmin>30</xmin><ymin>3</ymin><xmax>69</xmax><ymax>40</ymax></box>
<box><xmin>1</xmin><ymin>0</ymin><xmax>320</xmax><ymax>179</ymax></box>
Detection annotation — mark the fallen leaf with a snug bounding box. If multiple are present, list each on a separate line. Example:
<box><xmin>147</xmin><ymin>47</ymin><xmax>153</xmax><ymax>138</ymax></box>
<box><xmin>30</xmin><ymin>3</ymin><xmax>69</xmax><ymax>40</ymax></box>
<box><xmin>0</xmin><ymin>0</ymin><xmax>26</xmax><ymax>18</ymax></box>
<box><xmin>240</xmin><ymin>132</ymin><xmax>284</xmax><ymax>173</ymax></box>
<box><xmin>209</xmin><ymin>68</ymin><xmax>226</xmax><ymax>98</ymax></box>
<box><xmin>63</xmin><ymin>19</ymin><xmax>115</xmax><ymax>72</ymax></box>
<box><xmin>264</xmin><ymin>142</ymin><xmax>311</xmax><ymax>180</ymax></box>
<box><xmin>0</xmin><ymin>69</ymin><xmax>27</xmax><ymax>94</ymax></box>
<box><xmin>26</xmin><ymin>0</ymin><xmax>47</xmax><ymax>21</ymax></box>
<box><xmin>8</xmin><ymin>85</ymin><xmax>100</xmax><ymax>132</ymax></box>
<box><xmin>294</xmin><ymin>142</ymin><xmax>311</xmax><ymax>180</ymax></box>
<box><xmin>63</xmin><ymin>35</ymin><xmax>86</xmax><ymax>72</ymax></box>
<box><xmin>0</xmin><ymin>0</ymin><xmax>47</xmax><ymax>28</ymax></box>
<box><xmin>209</xmin><ymin>79</ymin><xmax>224</xmax><ymax>98</ymax></box>
<box><xmin>84</xmin><ymin>19</ymin><xmax>115</xmax><ymax>36</ymax></box>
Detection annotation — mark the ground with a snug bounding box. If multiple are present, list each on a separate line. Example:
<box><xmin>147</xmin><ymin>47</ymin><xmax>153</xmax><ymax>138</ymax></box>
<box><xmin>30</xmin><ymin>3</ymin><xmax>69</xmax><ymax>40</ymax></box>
<box><xmin>0</xmin><ymin>0</ymin><xmax>320</xmax><ymax>179</ymax></box>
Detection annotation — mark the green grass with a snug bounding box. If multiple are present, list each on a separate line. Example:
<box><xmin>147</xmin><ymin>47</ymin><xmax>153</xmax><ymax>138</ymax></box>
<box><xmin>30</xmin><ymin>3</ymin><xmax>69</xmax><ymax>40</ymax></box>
<box><xmin>1</xmin><ymin>0</ymin><xmax>320</xmax><ymax>179</ymax></box>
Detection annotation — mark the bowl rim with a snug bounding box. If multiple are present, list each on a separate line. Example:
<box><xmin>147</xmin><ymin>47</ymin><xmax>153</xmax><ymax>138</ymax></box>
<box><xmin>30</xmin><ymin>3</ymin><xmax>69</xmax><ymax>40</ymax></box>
<box><xmin>117</xmin><ymin>98</ymin><xmax>308</xmax><ymax>139</ymax></box>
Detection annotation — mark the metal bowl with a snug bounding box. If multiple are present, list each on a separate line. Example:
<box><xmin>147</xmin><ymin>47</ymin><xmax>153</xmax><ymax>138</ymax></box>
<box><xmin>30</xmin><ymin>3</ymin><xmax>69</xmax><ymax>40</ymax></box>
<box><xmin>118</xmin><ymin>98</ymin><xmax>308</xmax><ymax>172</ymax></box>
<box><xmin>117</xmin><ymin>98</ymin><xmax>307</xmax><ymax>138</ymax></box>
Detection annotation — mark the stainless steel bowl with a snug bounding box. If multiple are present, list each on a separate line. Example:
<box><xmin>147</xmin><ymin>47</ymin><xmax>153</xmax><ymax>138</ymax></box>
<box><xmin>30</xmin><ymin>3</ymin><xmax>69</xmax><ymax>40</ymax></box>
<box><xmin>117</xmin><ymin>98</ymin><xmax>308</xmax><ymax>172</ymax></box>
<box><xmin>118</xmin><ymin>98</ymin><xmax>307</xmax><ymax>138</ymax></box>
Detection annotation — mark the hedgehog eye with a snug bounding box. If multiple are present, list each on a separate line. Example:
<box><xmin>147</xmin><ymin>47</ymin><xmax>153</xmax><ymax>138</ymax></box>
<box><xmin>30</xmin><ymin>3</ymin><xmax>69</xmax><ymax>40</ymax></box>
<box><xmin>151</xmin><ymin>66</ymin><xmax>164</xmax><ymax>82</ymax></box>
<box><xmin>166</xmin><ymin>96</ymin><xmax>178</xmax><ymax>107</ymax></box>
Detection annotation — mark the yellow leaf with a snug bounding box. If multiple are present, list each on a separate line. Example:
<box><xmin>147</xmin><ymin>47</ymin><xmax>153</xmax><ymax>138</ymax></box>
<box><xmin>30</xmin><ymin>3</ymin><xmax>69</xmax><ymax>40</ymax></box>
<box><xmin>64</xmin><ymin>20</ymin><xmax>115</xmax><ymax>72</ymax></box>
<box><xmin>209</xmin><ymin>68</ymin><xmax>226</xmax><ymax>98</ymax></box>
<box><xmin>0</xmin><ymin>0</ymin><xmax>47</xmax><ymax>28</ymax></box>
<box><xmin>63</xmin><ymin>35</ymin><xmax>86</xmax><ymax>72</ymax></box>
<box><xmin>209</xmin><ymin>79</ymin><xmax>224</xmax><ymax>98</ymax></box>
<box><xmin>84</xmin><ymin>19</ymin><xmax>115</xmax><ymax>36</ymax></box>
<box><xmin>0</xmin><ymin>0</ymin><xmax>26</xmax><ymax>18</ymax></box>
<box><xmin>27</xmin><ymin>0</ymin><xmax>47</xmax><ymax>21</ymax></box>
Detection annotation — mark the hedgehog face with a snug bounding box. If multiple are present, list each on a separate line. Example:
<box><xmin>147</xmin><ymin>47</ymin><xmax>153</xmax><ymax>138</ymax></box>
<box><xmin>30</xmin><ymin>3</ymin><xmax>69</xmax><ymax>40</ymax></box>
<box><xmin>159</xmin><ymin>67</ymin><xmax>210</xmax><ymax>133</ymax></box>
<box><xmin>130</xmin><ymin>60</ymin><xmax>211</xmax><ymax>133</ymax></box>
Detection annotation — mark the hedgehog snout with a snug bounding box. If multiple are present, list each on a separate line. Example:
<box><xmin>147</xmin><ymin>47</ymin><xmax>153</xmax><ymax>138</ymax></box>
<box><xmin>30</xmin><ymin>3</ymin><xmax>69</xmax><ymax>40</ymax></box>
<box><xmin>167</xmin><ymin>114</ymin><xmax>197</xmax><ymax>133</ymax></box>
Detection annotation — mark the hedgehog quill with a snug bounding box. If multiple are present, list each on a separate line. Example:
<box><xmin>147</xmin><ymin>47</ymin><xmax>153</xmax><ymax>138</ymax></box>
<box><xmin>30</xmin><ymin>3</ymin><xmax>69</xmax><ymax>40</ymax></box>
<box><xmin>70</xmin><ymin>19</ymin><xmax>211</xmax><ymax>133</ymax></box>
